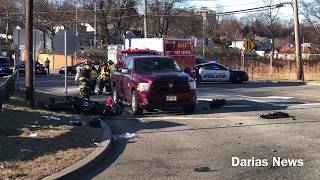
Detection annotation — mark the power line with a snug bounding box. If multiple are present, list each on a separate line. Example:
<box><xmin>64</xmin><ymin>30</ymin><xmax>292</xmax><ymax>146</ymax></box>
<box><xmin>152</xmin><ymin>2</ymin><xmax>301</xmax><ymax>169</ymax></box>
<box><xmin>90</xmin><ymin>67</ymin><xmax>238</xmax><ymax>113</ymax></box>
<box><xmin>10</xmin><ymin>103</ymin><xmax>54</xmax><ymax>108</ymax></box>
<box><xmin>1</xmin><ymin>2</ymin><xmax>290</xmax><ymax>24</ymax></box>
<box><xmin>0</xmin><ymin>6</ymin><xmax>138</xmax><ymax>15</ymax></box>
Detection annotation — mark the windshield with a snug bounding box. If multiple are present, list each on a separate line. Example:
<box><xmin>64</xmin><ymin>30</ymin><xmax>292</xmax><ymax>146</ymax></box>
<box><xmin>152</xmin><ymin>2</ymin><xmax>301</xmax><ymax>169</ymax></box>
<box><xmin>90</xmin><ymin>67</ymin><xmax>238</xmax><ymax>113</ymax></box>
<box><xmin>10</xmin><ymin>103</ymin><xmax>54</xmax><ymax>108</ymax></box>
<box><xmin>135</xmin><ymin>57</ymin><xmax>181</xmax><ymax>73</ymax></box>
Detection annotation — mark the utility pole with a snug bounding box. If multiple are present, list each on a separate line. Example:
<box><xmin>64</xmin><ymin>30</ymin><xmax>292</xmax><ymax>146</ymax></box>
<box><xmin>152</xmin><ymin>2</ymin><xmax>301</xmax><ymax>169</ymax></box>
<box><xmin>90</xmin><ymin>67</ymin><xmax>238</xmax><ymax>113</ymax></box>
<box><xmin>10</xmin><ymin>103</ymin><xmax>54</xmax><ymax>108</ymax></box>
<box><xmin>94</xmin><ymin>1</ymin><xmax>97</xmax><ymax>47</ymax></box>
<box><xmin>293</xmin><ymin>0</ymin><xmax>304</xmax><ymax>80</ymax></box>
<box><xmin>144</xmin><ymin>0</ymin><xmax>147</xmax><ymax>38</ymax></box>
<box><xmin>202</xmin><ymin>12</ymin><xmax>207</xmax><ymax>58</ymax></box>
<box><xmin>25</xmin><ymin>0</ymin><xmax>34</xmax><ymax>106</ymax></box>
<box><xmin>75</xmin><ymin>0</ymin><xmax>78</xmax><ymax>62</ymax></box>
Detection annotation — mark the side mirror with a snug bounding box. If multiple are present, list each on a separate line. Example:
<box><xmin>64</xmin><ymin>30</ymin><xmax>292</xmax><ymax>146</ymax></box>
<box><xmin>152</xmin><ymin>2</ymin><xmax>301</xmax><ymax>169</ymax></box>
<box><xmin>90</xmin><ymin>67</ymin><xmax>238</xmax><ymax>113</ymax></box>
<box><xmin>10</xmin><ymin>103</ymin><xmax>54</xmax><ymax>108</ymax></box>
<box><xmin>121</xmin><ymin>69</ymin><xmax>129</xmax><ymax>74</ymax></box>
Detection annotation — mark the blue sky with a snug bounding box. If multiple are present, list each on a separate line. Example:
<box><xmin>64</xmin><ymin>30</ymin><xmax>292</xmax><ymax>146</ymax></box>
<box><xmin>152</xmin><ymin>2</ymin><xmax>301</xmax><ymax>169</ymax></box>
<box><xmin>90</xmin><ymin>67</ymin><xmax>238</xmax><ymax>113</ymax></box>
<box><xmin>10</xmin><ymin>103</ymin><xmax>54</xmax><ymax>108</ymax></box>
<box><xmin>180</xmin><ymin>0</ymin><xmax>294</xmax><ymax>20</ymax></box>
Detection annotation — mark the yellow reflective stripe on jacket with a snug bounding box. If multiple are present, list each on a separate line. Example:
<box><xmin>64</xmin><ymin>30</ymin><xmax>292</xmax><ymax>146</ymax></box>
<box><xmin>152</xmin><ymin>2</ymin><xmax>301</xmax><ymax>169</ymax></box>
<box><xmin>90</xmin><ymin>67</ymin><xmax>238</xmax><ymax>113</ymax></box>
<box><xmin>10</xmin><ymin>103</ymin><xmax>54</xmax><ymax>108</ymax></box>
<box><xmin>99</xmin><ymin>67</ymin><xmax>110</xmax><ymax>79</ymax></box>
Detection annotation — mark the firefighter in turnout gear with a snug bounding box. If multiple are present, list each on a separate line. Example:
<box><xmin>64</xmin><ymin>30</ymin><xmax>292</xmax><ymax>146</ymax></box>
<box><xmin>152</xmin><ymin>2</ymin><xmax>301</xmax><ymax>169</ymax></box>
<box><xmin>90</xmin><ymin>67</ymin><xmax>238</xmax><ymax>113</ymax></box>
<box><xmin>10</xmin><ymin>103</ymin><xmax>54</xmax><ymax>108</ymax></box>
<box><xmin>98</xmin><ymin>61</ymin><xmax>114</xmax><ymax>94</ymax></box>
<box><xmin>78</xmin><ymin>62</ymin><xmax>92</xmax><ymax>99</ymax></box>
<box><xmin>90</xmin><ymin>66</ymin><xmax>99</xmax><ymax>95</ymax></box>
<box><xmin>106</xmin><ymin>60</ymin><xmax>115</xmax><ymax>92</ymax></box>
<box><xmin>98</xmin><ymin>62</ymin><xmax>109</xmax><ymax>94</ymax></box>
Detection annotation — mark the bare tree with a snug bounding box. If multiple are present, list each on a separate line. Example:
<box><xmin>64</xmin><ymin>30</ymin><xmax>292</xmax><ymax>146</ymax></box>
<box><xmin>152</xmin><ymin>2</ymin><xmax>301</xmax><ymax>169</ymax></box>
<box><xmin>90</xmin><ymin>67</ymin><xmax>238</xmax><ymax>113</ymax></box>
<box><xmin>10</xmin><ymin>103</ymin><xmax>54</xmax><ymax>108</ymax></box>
<box><xmin>148</xmin><ymin>0</ymin><xmax>181</xmax><ymax>38</ymax></box>
<box><xmin>81</xmin><ymin>0</ymin><xmax>138</xmax><ymax>45</ymax></box>
<box><xmin>0</xmin><ymin>0</ymin><xmax>21</xmax><ymax>44</ymax></box>
<box><xmin>262</xmin><ymin>0</ymin><xmax>282</xmax><ymax>64</ymax></box>
<box><xmin>33</xmin><ymin>0</ymin><xmax>75</xmax><ymax>50</ymax></box>
<box><xmin>301</xmin><ymin>0</ymin><xmax>320</xmax><ymax>47</ymax></box>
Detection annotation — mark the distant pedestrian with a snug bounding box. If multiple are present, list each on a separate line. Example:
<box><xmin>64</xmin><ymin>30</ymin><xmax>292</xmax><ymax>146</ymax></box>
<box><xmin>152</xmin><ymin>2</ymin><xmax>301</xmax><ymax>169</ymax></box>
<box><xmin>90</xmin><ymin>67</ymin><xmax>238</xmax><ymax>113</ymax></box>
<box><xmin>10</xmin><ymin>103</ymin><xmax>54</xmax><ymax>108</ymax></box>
<box><xmin>45</xmin><ymin>58</ymin><xmax>50</xmax><ymax>74</ymax></box>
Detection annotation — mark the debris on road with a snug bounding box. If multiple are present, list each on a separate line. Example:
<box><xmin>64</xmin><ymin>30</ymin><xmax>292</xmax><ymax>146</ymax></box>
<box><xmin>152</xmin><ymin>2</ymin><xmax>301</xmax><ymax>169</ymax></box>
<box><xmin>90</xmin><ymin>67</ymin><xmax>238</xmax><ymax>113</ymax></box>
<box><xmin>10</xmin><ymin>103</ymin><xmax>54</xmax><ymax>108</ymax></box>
<box><xmin>69</xmin><ymin>117</ymin><xmax>102</xmax><ymax>128</ymax></box>
<box><xmin>69</xmin><ymin>120</ymin><xmax>82</xmax><ymax>127</ymax></box>
<box><xmin>194</xmin><ymin>166</ymin><xmax>211</xmax><ymax>172</ymax></box>
<box><xmin>41</xmin><ymin>96</ymin><xmax>123</xmax><ymax>116</ymax></box>
<box><xmin>209</xmin><ymin>99</ymin><xmax>227</xmax><ymax>108</ymax></box>
<box><xmin>113</xmin><ymin>132</ymin><xmax>136</xmax><ymax>141</ymax></box>
<box><xmin>20</xmin><ymin>149</ymin><xmax>34</xmax><ymax>153</ymax></box>
<box><xmin>29</xmin><ymin>133</ymin><xmax>38</xmax><ymax>138</ymax></box>
<box><xmin>42</xmin><ymin>115</ymin><xmax>61</xmax><ymax>121</ymax></box>
<box><xmin>260</xmin><ymin>112</ymin><xmax>296</xmax><ymax>120</ymax></box>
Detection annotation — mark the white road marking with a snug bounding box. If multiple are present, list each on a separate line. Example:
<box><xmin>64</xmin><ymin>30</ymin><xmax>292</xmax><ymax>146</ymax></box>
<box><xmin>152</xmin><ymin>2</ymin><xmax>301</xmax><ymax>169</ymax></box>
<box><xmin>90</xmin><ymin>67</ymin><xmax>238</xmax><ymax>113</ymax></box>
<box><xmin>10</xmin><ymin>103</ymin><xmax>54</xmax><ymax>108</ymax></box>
<box><xmin>223</xmin><ymin>105</ymin><xmax>252</xmax><ymax>108</ymax></box>
<box><xmin>237</xmin><ymin>97</ymin><xmax>287</xmax><ymax>107</ymax></box>
<box><xmin>237</xmin><ymin>95</ymin><xmax>294</xmax><ymax>100</ymax></box>
<box><xmin>198</xmin><ymin>99</ymin><xmax>251</xmax><ymax>108</ymax></box>
<box><xmin>197</xmin><ymin>87</ymin><xmax>218</xmax><ymax>90</ymax></box>
<box><xmin>287</xmin><ymin>103</ymin><xmax>320</xmax><ymax>109</ymax></box>
<box><xmin>306</xmin><ymin>82</ymin><xmax>320</xmax><ymax>86</ymax></box>
<box><xmin>140</xmin><ymin>116</ymin><xmax>257</xmax><ymax>121</ymax></box>
<box><xmin>198</xmin><ymin>98</ymin><xmax>215</xmax><ymax>101</ymax></box>
<box><xmin>239</xmin><ymin>98</ymin><xmax>320</xmax><ymax>109</ymax></box>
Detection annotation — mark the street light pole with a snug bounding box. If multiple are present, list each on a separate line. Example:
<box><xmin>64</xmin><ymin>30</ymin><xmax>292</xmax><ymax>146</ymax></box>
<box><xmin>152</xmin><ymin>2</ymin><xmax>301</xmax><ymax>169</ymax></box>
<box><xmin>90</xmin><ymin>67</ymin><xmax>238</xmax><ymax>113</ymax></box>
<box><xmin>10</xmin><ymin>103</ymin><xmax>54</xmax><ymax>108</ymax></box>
<box><xmin>25</xmin><ymin>0</ymin><xmax>34</xmax><ymax>106</ymax></box>
<box><xmin>144</xmin><ymin>0</ymin><xmax>147</xmax><ymax>38</ymax></box>
<box><xmin>293</xmin><ymin>0</ymin><xmax>304</xmax><ymax>80</ymax></box>
<box><xmin>202</xmin><ymin>12</ymin><xmax>207</xmax><ymax>58</ymax></box>
<box><xmin>75</xmin><ymin>0</ymin><xmax>78</xmax><ymax>62</ymax></box>
<box><xmin>94</xmin><ymin>1</ymin><xmax>97</xmax><ymax>47</ymax></box>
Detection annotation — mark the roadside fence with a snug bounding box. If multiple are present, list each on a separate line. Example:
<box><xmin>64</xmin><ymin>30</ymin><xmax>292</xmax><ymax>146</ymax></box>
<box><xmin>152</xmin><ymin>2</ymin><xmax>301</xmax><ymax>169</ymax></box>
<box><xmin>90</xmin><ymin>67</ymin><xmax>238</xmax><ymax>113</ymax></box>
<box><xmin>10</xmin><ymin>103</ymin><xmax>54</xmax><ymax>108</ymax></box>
<box><xmin>0</xmin><ymin>72</ymin><xmax>16</xmax><ymax>110</ymax></box>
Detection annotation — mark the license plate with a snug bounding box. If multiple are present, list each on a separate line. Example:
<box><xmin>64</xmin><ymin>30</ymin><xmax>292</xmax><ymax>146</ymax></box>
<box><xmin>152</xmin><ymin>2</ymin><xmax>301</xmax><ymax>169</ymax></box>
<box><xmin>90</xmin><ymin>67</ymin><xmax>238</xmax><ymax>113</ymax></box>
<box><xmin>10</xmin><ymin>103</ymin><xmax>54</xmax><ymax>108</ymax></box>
<box><xmin>166</xmin><ymin>96</ymin><xmax>177</xmax><ymax>102</ymax></box>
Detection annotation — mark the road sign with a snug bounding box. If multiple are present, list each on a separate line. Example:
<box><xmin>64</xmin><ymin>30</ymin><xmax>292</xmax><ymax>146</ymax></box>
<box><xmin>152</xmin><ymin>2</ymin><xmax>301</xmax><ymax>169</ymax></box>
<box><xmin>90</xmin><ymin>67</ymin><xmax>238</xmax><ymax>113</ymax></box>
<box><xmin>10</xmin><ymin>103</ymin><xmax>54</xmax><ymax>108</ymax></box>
<box><xmin>53</xmin><ymin>30</ymin><xmax>78</xmax><ymax>55</ymax></box>
<box><xmin>244</xmin><ymin>39</ymin><xmax>255</xmax><ymax>51</ymax></box>
<box><xmin>13</xmin><ymin>29</ymin><xmax>43</xmax><ymax>50</ymax></box>
<box><xmin>53</xmin><ymin>30</ymin><xmax>79</xmax><ymax>97</ymax></box>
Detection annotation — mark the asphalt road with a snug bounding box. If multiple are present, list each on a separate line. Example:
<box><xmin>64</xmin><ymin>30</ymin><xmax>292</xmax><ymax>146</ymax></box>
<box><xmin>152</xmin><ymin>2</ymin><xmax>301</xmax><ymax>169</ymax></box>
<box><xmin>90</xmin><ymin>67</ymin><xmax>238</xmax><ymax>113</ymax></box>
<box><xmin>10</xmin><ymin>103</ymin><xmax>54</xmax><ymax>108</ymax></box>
<box><xmin>16</xmin><ymin>74</ymin><xmax>79</xmax><ymax>95</ymax></box>
<box><xmin>19</xmin><ymin>75</ymin><xmax>320</xmax><ymax>179</ymax></box>
<box><xmin>0</xmin><ymin>77</ymin><xmax>5</xmax><ymax>84</ymax></box>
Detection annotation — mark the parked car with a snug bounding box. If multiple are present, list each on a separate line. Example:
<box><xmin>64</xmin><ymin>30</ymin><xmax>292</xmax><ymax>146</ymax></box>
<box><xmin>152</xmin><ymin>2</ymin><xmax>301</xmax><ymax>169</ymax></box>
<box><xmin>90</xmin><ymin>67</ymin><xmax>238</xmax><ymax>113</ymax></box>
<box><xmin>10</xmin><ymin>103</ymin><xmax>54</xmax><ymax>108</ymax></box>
<box><xmin>17</xmin><ymin>61</ymin><xmax>47</xmax><ymax>75</ymax></box>
<box><xmin>111</xmin><ymin>56</ymin><xmax>197</xmax><ymax>115</ymax></box>
<box><xmin>59</xmin><ymin>61</ymin><xmax>100</xmax><ymax>75</ymax></box>
<box><xmin>0</xmin><ymin>56</ymin><xmax>14</xmax><ymax>76</ymax></box>
<box><xmin>196</xmin><ymin>61</ymin><xmax>249</xmax><ymax>83</ymax></box>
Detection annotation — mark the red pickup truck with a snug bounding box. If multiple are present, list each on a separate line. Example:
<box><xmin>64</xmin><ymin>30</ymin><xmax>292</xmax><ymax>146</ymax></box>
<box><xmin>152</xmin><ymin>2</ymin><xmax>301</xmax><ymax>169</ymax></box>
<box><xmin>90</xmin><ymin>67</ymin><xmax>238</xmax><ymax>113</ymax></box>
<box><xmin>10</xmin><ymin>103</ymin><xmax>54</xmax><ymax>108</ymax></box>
<box><xmin>111</xmin><ymin>56</ymin><xmax>197</xmax><ymax>115</ymax></box>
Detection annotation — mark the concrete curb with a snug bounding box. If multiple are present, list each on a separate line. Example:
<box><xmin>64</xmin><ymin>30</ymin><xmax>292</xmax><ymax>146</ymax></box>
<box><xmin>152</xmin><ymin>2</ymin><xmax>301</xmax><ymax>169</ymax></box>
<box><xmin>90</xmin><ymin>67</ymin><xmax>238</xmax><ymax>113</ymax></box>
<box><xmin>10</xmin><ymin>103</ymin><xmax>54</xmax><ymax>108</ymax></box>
<box><xmin>42</xmin><ymin>121</ymin><xmax>113</xmax><ymax>180</ymax></box>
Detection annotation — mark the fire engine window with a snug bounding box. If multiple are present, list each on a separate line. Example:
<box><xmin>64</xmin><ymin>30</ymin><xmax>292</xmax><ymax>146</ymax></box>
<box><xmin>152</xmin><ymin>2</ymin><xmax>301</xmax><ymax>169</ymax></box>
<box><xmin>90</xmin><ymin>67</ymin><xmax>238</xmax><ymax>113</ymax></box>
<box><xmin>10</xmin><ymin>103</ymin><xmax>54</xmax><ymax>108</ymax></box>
<box><xmin>165</xmin><ymin>44</ymin><xmax>174</xmax><ymax>51</ymax></box>
<box><xmin>127</xmin><ymin>59</ymin><xmax>134</xmax><ymax>70</ymax></box>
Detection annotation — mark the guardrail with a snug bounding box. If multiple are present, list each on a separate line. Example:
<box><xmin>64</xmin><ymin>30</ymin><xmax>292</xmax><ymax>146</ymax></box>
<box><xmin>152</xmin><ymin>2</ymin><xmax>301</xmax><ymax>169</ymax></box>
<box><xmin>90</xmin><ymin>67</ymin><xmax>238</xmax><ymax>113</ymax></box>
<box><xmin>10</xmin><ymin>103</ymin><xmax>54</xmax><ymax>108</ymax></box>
<box><xmin>0</xmin><ymin>72</ymin><xmax>16</xmax><ymax>110</ymax></box>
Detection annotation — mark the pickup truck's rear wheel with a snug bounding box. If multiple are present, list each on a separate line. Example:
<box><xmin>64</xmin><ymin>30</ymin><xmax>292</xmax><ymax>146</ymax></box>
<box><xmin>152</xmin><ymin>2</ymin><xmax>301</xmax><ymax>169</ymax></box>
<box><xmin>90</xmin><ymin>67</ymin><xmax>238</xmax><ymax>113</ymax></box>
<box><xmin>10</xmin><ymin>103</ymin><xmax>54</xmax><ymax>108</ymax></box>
<box><xmin>131</xmin><ymin>90</ymin><xmax>143</xmax><ymax>115</ymax></box>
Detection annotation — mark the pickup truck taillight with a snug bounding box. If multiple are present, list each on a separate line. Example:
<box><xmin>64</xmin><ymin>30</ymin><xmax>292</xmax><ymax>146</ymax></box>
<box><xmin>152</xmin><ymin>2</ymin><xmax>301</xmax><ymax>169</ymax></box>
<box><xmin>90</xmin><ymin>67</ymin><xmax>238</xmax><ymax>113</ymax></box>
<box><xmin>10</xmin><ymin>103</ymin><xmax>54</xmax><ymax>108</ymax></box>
<box><xmin>137</xmin><ymin>83</ymin><xmax>150</xmax><ymax>92</ymax></box>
